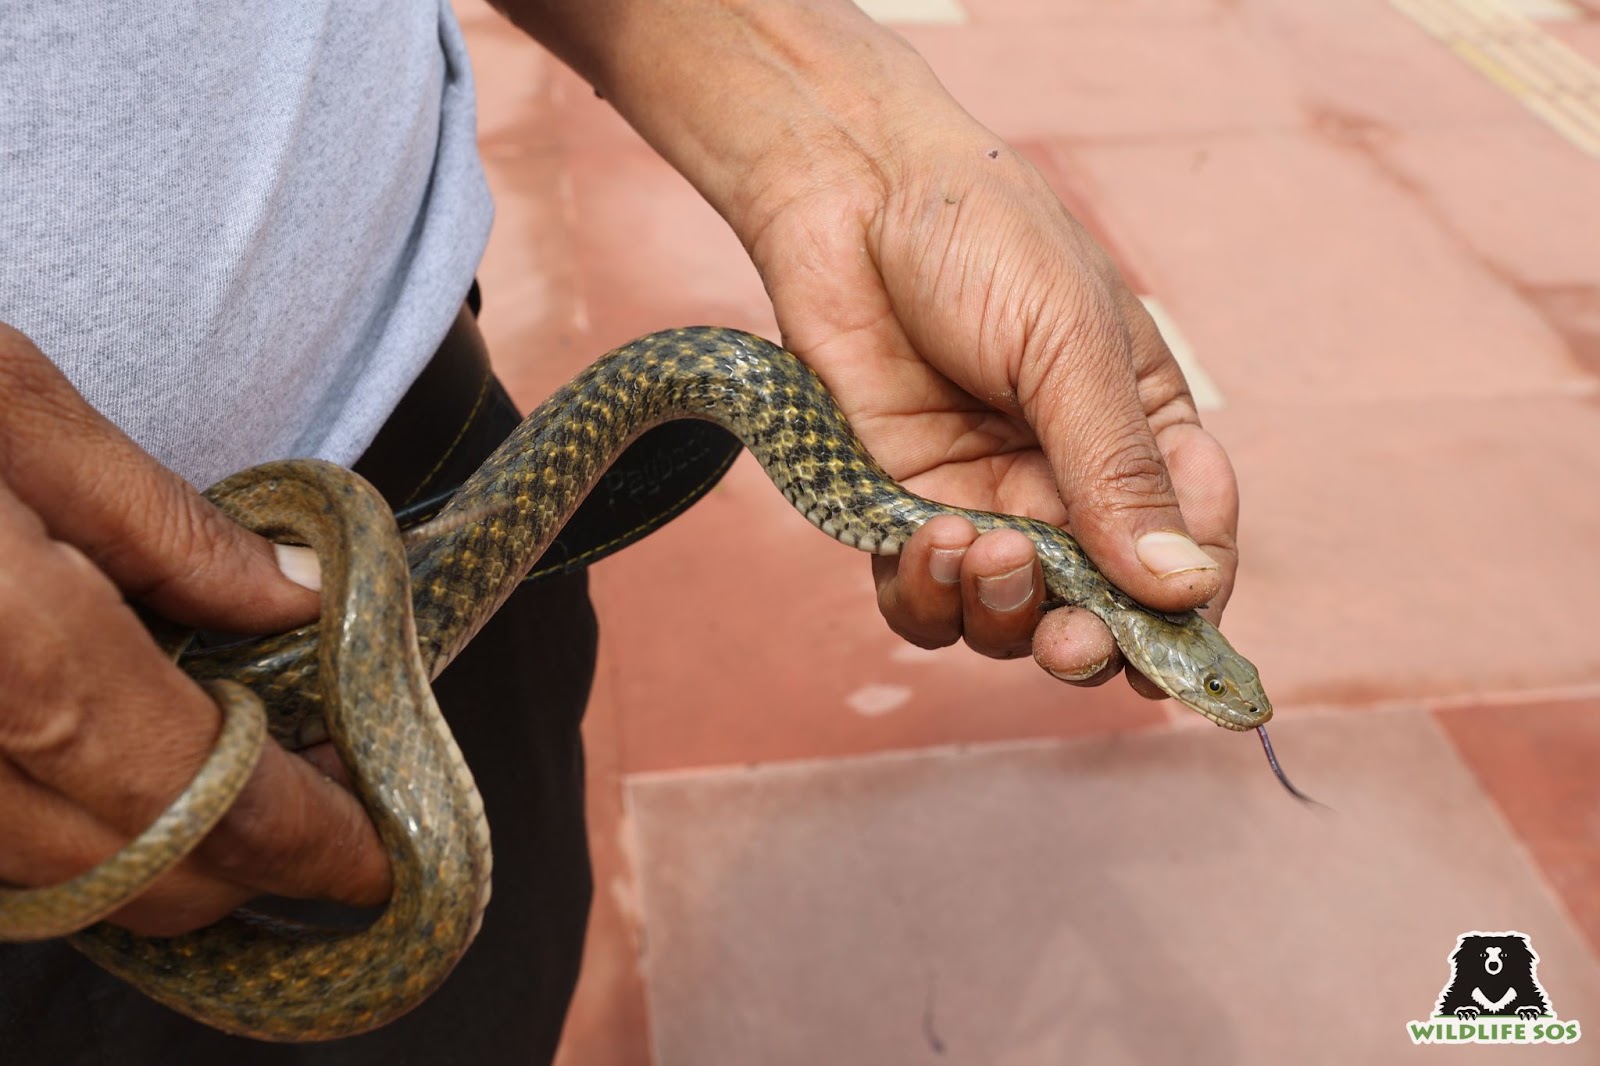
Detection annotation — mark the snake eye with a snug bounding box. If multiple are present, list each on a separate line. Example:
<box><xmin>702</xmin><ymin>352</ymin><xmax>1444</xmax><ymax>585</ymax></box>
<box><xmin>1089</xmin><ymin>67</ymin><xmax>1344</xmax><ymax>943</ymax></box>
<box><xmin>1205</xmin><ymin>676</ymin><xmax>1225</xmax><ymax>696</ymax></box>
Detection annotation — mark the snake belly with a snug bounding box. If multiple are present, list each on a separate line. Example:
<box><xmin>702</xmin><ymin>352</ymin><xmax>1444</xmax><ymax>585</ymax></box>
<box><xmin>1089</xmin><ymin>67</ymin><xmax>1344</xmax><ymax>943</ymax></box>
<box><xmin>3</xmin><ymin>327</ymin><xmax>1273</xmax><ymax>1041</ymax></box>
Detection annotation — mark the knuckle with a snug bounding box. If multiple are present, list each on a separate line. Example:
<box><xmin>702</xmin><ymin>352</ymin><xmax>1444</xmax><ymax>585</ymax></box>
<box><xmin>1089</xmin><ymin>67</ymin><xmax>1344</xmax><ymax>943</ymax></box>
<box><xmin>0</xmin><ymin>549</ymin><xmax>113</xmax><ymax>755</ymax></box>
<box><xmin>100</xmin><ymin>474</ymin><xmax>200</xmax><ymax>577</ymax></box>
<box><xmin>1086</xmin><ymin>437</ymin><xmax>1176</xmax><ymax>512</ymax></box>
<box><xmin>0</xmin><ymin>774</ymin><xmax>87</xmax><ymax>885</ymax></box>
<box><xmin>0</xmin><ymin>675</ymin><xmax>81</xmax><ymax>756</ymax></box>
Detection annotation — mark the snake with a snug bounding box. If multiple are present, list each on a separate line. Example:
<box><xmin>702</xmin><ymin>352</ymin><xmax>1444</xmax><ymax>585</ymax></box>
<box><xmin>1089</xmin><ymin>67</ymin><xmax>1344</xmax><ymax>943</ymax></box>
<box><xmin>0</xmin><ymin>326</ymin><xmax>1293</xmax><ymax>1041</ymax></box>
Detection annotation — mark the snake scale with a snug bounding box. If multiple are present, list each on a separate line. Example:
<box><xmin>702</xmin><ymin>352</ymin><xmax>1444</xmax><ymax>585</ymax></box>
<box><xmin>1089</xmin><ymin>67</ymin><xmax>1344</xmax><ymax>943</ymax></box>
<box><xmin>0</xmin><ymin>327</ymin><xmax>1282</xmax><ymax>1041</ymax></box>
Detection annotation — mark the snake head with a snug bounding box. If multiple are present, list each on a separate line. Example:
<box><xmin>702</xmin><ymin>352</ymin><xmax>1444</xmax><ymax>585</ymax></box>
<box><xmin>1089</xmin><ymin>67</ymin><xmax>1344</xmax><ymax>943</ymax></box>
<box><xmin>1104</xmin><ymin>608</ymin><xmax>1272</xmax><ymax>730</ymax></box>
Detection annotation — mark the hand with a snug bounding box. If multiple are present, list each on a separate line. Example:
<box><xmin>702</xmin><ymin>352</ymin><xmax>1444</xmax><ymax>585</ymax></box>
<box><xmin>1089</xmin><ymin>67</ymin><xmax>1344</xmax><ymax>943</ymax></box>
<box><xmin>0</xmin><ymin>324</ymin><xmax>389</xmax><ymax>936</ymax></box>
<box><xmin>738</xmin><ymin>98</ymin><xmax>1240</xmax><ymax>695</ymax></box>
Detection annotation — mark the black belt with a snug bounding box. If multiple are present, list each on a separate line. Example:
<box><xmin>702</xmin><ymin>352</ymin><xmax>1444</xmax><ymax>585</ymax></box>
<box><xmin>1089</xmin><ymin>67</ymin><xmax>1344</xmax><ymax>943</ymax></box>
<box><xmin>354</xmin><ymin>304</ymin><xmax>743</xmax><ymax>580</ymax></box>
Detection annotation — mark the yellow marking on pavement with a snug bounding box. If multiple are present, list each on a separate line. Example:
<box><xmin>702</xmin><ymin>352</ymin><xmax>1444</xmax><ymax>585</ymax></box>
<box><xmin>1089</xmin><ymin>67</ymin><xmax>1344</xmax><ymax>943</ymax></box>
<box><xmin>855</xmin><ymin>0</ymin><xmax>967</xmax><ymax>24</ymax></box>
<box><xmin>1499</xmin><ymin>0</ymin><xmax>1583</xmax><ymax>20</ymax></box>
<box><xmin>1139</xmin><ymin>298</ymin><xmax>1225</xmax><ymax>412</ymax></box>
<box><xmin>1390</xmin><ymin>0</ymin><xmax>1600</xmax><ymax>157</ymax></box>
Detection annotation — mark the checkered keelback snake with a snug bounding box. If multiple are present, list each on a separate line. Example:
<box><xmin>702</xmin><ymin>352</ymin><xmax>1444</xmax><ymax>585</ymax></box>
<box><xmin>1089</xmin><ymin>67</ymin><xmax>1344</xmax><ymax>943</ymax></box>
<box><xmin>0</xmin><ymin>327</ymin><xmax>1297</xmax><ymax>1040</ymax></box>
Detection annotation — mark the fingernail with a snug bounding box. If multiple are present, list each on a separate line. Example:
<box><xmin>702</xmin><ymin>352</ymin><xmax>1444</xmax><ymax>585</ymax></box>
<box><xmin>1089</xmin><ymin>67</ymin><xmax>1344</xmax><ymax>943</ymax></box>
<box><xmin>274</xmin><ymin>544</ymin><xmax>321</xmax><ymax>592</ymax></box>
<box><xmin>1050</xmin><ymin>660</ymin><xmax>1110</xmax><ymax>682</ymax></box>
<box><xmin>929</xmin><ymin>547</ymin><xmax>965</xmax><ymax>585</ymax></box>
<box><xmin>977</xmin><ymin>563</ymin><xmax>1034</xmax><ymax>612</ymax></box>
<box><xmin>1134</xmin><ymin>531</ymin><xmax>1218</xmax><ymax>578</ymax></box>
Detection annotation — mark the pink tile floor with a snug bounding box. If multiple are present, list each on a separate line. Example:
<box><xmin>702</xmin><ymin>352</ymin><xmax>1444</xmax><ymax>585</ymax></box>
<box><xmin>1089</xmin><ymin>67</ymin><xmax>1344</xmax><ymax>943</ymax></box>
<box><xmin>454</xmin><ymin>1</ymin><xmax>1600</xmax><ymax>1062</ymax></box>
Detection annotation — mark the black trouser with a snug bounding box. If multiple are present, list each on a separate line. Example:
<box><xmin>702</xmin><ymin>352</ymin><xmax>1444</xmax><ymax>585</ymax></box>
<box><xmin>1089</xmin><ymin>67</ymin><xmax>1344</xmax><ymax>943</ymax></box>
<box><xmin>1</xmin><ymin>308</ymin><xmax>599</xmax><ymax>1066</ymax></box>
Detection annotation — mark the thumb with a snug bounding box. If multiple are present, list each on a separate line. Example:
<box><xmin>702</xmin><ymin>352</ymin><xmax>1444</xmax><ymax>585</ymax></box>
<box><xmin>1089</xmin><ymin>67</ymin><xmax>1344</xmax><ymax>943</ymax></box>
<box><xmin>0</xmin><ymin>324</ymin><xmax>318</xmax><ymax>632</ymax></box>
<box><xmin>1021</xmin><ymin>314</ymin><xmax>1221</xmax><ymax>614</ymax></box>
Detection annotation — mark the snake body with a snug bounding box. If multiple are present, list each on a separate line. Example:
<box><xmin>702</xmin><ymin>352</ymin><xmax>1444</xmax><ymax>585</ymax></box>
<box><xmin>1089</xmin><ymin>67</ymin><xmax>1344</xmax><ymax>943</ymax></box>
<box><xmin>0</xmin><ymin>327</ymin><xmax>1272</xmax><ymax>1040</ymax></box>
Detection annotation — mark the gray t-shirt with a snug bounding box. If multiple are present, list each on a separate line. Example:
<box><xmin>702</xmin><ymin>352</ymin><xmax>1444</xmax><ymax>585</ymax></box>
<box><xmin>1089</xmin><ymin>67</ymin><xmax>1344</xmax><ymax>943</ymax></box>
<box><xmin>0</xmin><ymin>1</ymin><xmax>493</xmax><ymax>488</ymax></box>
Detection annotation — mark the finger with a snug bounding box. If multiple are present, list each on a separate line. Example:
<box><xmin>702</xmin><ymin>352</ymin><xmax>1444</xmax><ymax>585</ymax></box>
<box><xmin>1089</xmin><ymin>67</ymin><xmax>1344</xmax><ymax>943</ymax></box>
<box><xmin>0</xmin><ymin>324</ymin><xmax>318</xmax><ymax>632</ymax></box>
<box><xmin>0</xmin><ymin>704</ymin><xmax>388</xmax><ymax>937</ymax></box>
<box><xmin>99</xmin><ymin>737</ymin><xmax>391</xmax><ymax>936</ymax></box>
<box><xmin>1017</xmin><ymin>299</ymin><xmax>1222</xmax><ymax>615</ymax></box>
<box><xmin>0</xmin><ymin>495</ymin><xmax>387</xmax><ymax>931</ymax></box>
<box><xmin>192</xmin><ymin>739</ymin><xmax>391</xmax><ymax>908</ymax></box>
<box><xmin>957</xmin><ymin>528</ymin><xmax>1044</xmax><ymax>659</ymax></box>
<box><xmin>31</xmin><ymin>664</ymin><xmax>391</xmax><ymax>913</ymax></box>
<box><xmin>9</xmin><ymin>714</ymin><xmax>390</xmax><ymax>936</ymax></box>
<box><xmin>0</xmin><ymin>770</ymin><xmax>257</xmax><ymax>937</ymax></box>
<box><xmin>1031</xmin><ymin>606</ymin><xmax>1122</xmax><ymax>685</ymax></box>
<box><xmin>1034</xmin><ymin>605</ymin><xmax>1167</xmax><ymax>700</ymax></box>
<box><xmin>1155</xmin><ymin>420</ymin><xmax>1241</xmax><ymax>618</ymax></box>
<box><xmin>873</xmin><ymin>515</ymin><xmax>978</xmax><ymax>649</ymax></box>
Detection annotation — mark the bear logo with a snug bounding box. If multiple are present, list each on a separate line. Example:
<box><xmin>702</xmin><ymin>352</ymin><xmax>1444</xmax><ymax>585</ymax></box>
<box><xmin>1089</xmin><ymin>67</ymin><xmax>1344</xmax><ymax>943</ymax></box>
<box><xmin>1434</xmin><ymin>932</ymin><xmax>1551</xmax><ymax>1022</ymax></box>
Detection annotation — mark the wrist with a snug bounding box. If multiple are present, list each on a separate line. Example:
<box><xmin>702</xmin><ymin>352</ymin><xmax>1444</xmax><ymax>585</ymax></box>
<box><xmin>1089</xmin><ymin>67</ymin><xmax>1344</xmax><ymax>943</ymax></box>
<box><xmin>509</xmin><ymin>0</ymin><xmax>955</xmax><ymax>237</ymax></box>
<box><xmin>644</xmin><ymin>1</ymin><xmax>930</xmax><ymax>222</ymax></box>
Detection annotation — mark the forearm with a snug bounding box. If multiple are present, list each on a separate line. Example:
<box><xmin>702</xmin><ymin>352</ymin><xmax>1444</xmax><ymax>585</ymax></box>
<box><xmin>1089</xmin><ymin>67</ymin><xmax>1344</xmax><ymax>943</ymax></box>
<box><xmin>493</xmin><ymin>0</ymin><xmax>965</xmax><ymax>233</ymax></box>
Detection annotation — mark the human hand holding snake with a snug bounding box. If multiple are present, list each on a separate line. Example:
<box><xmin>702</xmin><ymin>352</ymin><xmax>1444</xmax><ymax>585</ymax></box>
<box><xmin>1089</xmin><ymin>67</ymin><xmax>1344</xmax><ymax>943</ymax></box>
<box><xmin>0</xmin><ymin>324</ymin><xmax>390</xmax><ymax>937</ymax></box>
<box><xmin>748</xmin><ymin>122</ymin><xmax>1238</xmax><ymax>696</ymax></box>
<box><xmin>515</xmin><ymin>0</ymin><xmax>1239</xmax><ymax>698</ymax></box>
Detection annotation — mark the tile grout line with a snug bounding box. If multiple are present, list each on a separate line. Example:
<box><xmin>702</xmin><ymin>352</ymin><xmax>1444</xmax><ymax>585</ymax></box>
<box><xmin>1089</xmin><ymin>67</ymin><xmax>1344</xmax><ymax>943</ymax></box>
<box><xmin>1390</xmin><ymin>0</ymin><xmax>1600</xmax><ymax>157</ymax></box>
<box><xmin>1417</xmin><ymin>706</ymin><xmax>1600</xmax><ymax>973</ymax></box>
<box><xmin>620</xmin><ymin>680</ymin><xmax>1600</xmax><ymax>786</ymax></box>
